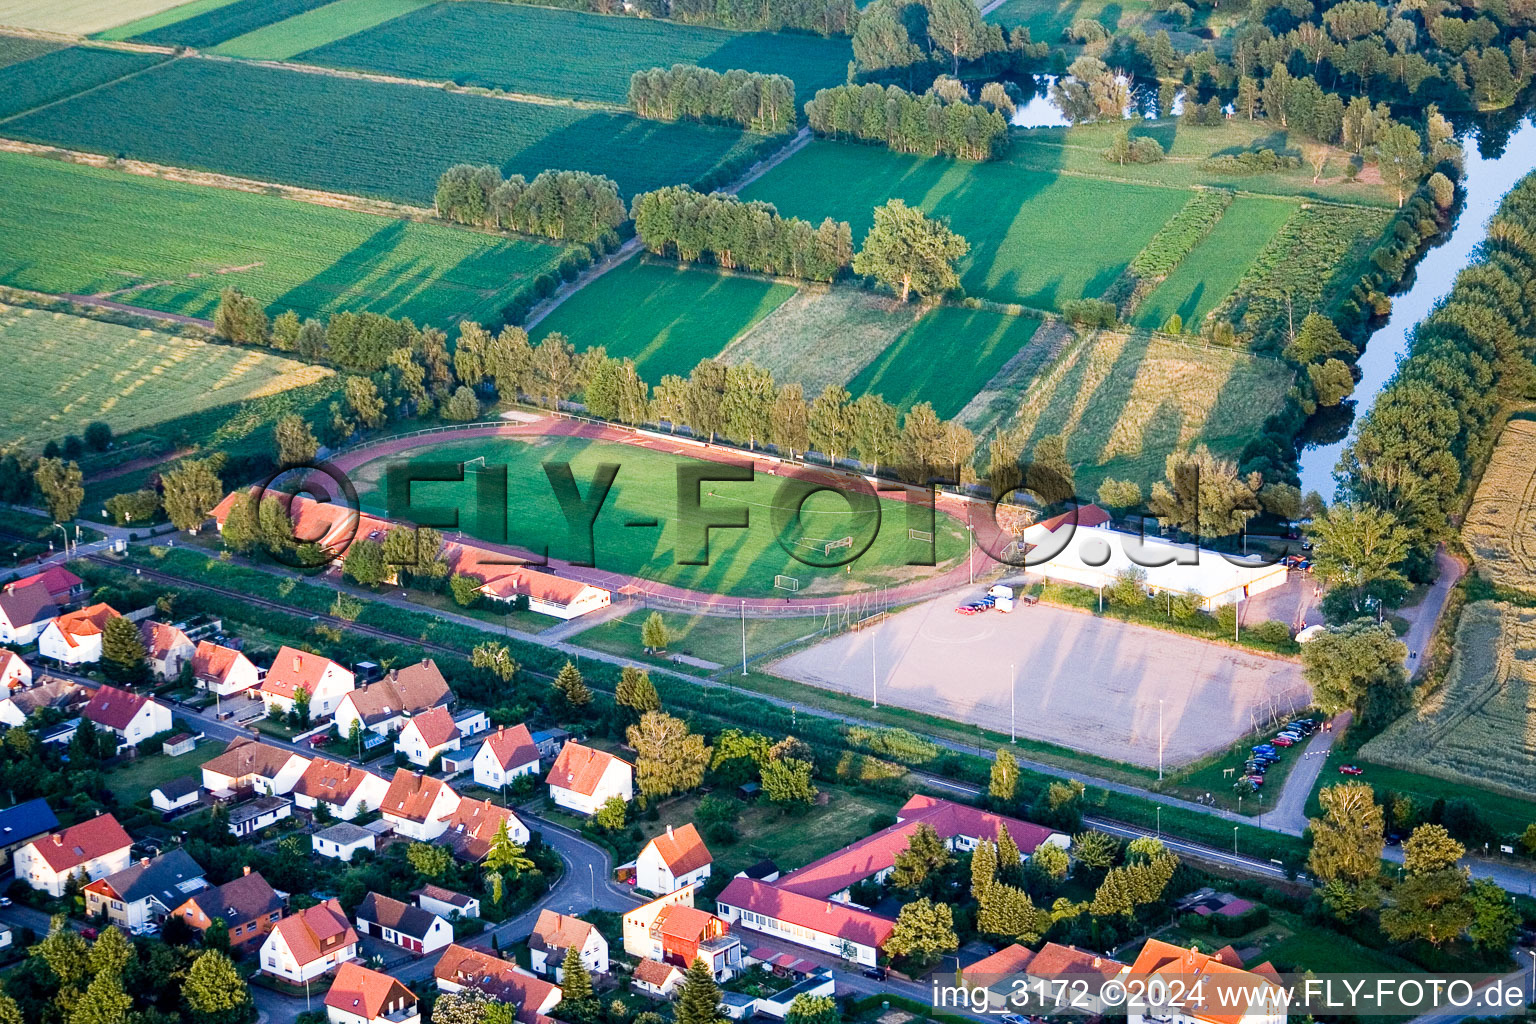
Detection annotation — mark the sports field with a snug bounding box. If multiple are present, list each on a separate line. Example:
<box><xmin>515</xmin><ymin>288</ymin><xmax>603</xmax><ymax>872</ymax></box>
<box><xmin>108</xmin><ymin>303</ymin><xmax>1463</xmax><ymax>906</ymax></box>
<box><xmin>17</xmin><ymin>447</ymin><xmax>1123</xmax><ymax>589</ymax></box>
<box><xmin>0</xmin><ymin>46</ymin><xmax>165</xmax><ymax>120</ymax></box>
<box><xmin>0</xmin><ymin>0</ymin><xmax>190</xmax><ymax>34</ymax></box>
<box><xmin>772</xmin><ymin>587</ymin><xmax>1310</xmax><ymax>766</ymax></box>
<box><xmin>742</xmin><ymin>141</ymin><xmax>1190</xmax><ymax>311</ymax></box>
<box><xmin>128</xmin><ymin>0</ymin><xmax>334</xmax><ymax>48</ymax></box>
<box><xmin>847</xmin><ymin>307</ymin><xmax>1043</xmax><ymax>419</ymax></box>
<box><xmin>6</xmin><ymin>57</ymin><xmax>758</xmax><ymax>203</ymax></box>
<box><xmin>0</xmin><ymin>150</ymin><xmax>567</xmax><ymax>326</ymax></box>
<box><xmin>1360</xmin><ymin>601</ymin><xmax>1536</xmax><ymax>799</ymax></box>
<box><xmin>1132</xmin><ymin>196</ymin><xmax>1298</xmax><ymax>330</ymax></box>
<box><xmin>298</xmin><ymin>1</ymin><xmax>852</xmax><ymax>105</ymax></box>
<box><xmin>1012</xmin><ymin>329</ymin><xmax>1292</xmax><ymax>489</ymax></box>
<box><xmin>720</xmin><ymin>287</ymin><xmax>921</xmax><ymax>397</ymax></box>
<box><xmin>211</xmin><ymin>0</ymin><xmax>431</xmax><ymax>59</ymax></box>
<box><xmin>1462</xmin><ymin>416</ymin><xmax>1536</xmax><ymax>592</ymax></box>
<box><xmin>348</xmin><ymin>433</ymin><xmax>969</xmax><ymax>598</ymax></box>
<box><xmin>0</xmin><ymin>303</ymin><xmax>330</xmax><ymax>451</ymax></box>
<box><xmin>535</xmin><ymin>260</ymin><xmax>797</xmax><ymax>382</ymax></box>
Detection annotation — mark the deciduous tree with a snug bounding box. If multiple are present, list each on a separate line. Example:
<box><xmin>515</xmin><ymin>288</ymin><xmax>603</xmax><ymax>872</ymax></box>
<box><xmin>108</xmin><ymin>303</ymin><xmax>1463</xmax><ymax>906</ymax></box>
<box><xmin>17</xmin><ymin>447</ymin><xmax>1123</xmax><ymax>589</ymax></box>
<box><xmin>853</xmin><ymin>200</ymin><xmax>969</xmax><ymax>302</ymax></box>
<box><xmin>628</xmin><ymin>712</ymin><xmax>711</xmax><ymax>800</ymax></box>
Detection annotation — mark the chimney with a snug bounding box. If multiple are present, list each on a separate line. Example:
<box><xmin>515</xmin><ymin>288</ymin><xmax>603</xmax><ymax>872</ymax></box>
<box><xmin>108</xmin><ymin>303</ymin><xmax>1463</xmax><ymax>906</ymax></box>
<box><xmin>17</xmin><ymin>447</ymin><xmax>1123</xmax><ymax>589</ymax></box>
<box><xmin>52</xmin><ymin>834</ymin><xmax>63</xmax><ymax>846</ymax></box>
<box><xmin>292</xmin><ymin>655</ymin><xmax>301</xmax><ymax>672</ymax></box>
<box><xmin>243</xmin><ymin>865</ymin><xmax>251</xmax><ymax>876</ymax></box>
<box><xmin>344</xmin><ymin>764</ymin><xmax>352</xmax><ymax>778</ymax></box>
<box><xmin>666</xmin><ymin>825</ymin><xmax>673</xmax><ymax>837</ymax></box>
<box><xmin>140</xmin><ymin>857</ymin><xmax>150</xmax><ymax>868</ymax></box>
<box><xmin>1093</xmin><ymin>957</ymin><xmax>1102</xmax><ymax>968</ymax></box>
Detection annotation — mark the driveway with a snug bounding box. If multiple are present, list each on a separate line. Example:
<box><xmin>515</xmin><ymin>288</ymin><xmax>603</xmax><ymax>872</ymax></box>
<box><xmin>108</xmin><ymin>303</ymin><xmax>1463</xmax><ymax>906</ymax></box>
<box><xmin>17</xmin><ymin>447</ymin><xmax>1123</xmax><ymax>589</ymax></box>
<box><xmin>1256</xmin><ymin>712</ymin><xmax>1349</xmax><ymax>836</ymax></box>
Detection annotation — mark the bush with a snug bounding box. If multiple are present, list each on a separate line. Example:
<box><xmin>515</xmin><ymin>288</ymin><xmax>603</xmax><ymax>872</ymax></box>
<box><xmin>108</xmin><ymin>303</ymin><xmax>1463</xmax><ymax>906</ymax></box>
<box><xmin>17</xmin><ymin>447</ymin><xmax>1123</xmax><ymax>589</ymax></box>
<box><xmin>1060</xmin><ymin>298</ymin><xmax>1119</xmax><ymax>328</ymax></box>
<box><xmin>1253</xmin><ymin>620</ymin><xmax>1292</xmax><ymax>644</ymax></box>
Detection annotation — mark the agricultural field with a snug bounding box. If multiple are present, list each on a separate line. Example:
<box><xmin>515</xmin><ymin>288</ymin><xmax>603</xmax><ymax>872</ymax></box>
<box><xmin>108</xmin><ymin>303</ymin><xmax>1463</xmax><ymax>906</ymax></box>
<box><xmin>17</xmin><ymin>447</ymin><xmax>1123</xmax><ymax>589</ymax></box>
<box><xmin>297</xmin><ymin>1</ymin><xmax>853</xmax><ymax>105</ymax></box>
<box><xmin>128</xmin><ymin>0</ymin><xmax>334</xmax><ymax>48</ymax></box>
<box><xmin>0</xmin><ymin>45</ymin><xmax>166</xmax><ymax>120</ymax></box>
<box><xmin>94</xmin><ymin>0</ymin><xmax>237</xmax><ymax>40</ymax></box>
<box><xmin>847</xmin><ymin>307</ymin><xmax>1043</xmax><ymax>419</ymax></box>
<box><xmin>209</xmin><ymin>0</ymin><xmax>432</xmax><ymax>59</ymax></box>
<box><xmin>347</xmin><ymin>433</ymin><xmax>971</xmax><ymax>598</ymax></box>
<box><xmin>0</xmin><ymin>35</ymin><xmax>63</xmax><ymax>67</ymax></box>
<box><xmin>534</xmin><ymin>260</ymin><xmax>797</xmax><ymax>382</ymax></box>
<box><xmin>983</xmin><ymin>0</ymin><xmax>1153</xmax><ymax>42</ymax></box>
<box><xmin>1011</xmin><ymin>329</ymin><xmax>1293</xmax><ymax>489</ymax></box>
<box><xmin>743</xmin><ymin>140</ymin><xmax>1192</xmax><ymax>312</ymax></box>
<box><xmin>0</xmin><ymin>150</ymin><xmax>568</xmax><ymax>326</ymax></box>
<box><xmin>5</xmin><ymin>57</ymin><xmax>759</xmax><ymax>204</ymax></box>
<box><xmin>0</xmin><ymin>0</ymin><xmax>191</xmax><ymax>34</ymax></box>
<box><xmin>0</xmin><ymin>303</ymin><xmax>331</xmax><ymax>452</ymax></box>
<box><xmin>1461</xmin><ymin>415</ymin><xmax>1536</xmax><ymax>592</ymax></box>
<box><xmin>1132</xmin><ymin>196</ymin><xmax>1298</xmax><ymax>330</ymax></box>
<box><xmin>1359</xmin><ymin>601</ymin><xmax>1536</xmax><ymax>799</ymax></box>
<box><xmin>719</xmin><ymin>286</ymin><xmax>920</xmax><ymax>397</ymax></box>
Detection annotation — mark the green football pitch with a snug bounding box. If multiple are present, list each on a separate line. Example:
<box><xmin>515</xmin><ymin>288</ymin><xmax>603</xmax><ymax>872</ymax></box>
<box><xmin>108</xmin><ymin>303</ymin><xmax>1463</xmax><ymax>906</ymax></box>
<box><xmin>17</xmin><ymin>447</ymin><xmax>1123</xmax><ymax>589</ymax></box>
<box><xmin>349</xmin><ymin>433</ymin><xmax>970</xmax><ymax>598</ymax></box>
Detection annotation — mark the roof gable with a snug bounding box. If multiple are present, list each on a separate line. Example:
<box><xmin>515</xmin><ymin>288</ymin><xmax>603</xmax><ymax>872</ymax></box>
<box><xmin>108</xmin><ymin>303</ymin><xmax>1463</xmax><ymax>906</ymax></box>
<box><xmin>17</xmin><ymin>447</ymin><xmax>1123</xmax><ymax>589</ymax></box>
<box><xmin>83</xmin><ymin>684</ymin><xmax>151</xmax><ymax>732</ymax></box>
<box><xmin>484</xmin><ymin>723</ymin><xmax>539</xmax><ymax>770</ymax></box>
<box><xmin>272</xmin><ymin>898</ymin><xmax>357</xmax><ymax>966</ymax></box>
<box><xmin>28</xmin><ymin>814</ymin><xmax>132</xmax><ymax>873</ymax></box>
<box><xmin>546</xmin><ymin>742</ymin><xmax>627</xmax><ymax>797</ymax></box>
<box><xmin>383</xmin><ymin>769</ymin><xmax>454</xmax><ymax>823</ymax></box>
<box><xmin>326</xmin><ymin>962</ymin><xmax>415</xmax><ymax>1020</ymax></box>
<box><xmin>645</xmin><ymin>823</ymin><xmax>712</xmax><ymax>876</ymax></box>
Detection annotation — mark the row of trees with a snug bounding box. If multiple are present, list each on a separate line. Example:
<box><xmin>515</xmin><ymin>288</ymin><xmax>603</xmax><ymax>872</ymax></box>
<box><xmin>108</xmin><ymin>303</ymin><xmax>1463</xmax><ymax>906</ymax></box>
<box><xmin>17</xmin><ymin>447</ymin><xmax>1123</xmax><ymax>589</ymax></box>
<box><xmin>434</xmin><ymin>165</ymin><xmax>627</xmax><ymax>243</ymax></box>
<box><xmin>804</xmin><ymin>82</ymin><xmax>1010</xmax><ymax>160</ymax></box>
<box><xmin>628</xmin><ymin>65</ymin><xmax>796</xmax><ymax>134</ymax></box>
<box><xmin>526</xmin><ymin>0</ymin><xmax>855</xmax><ymax>35</ymax></box>
<box><xmin>631</xmin><ymin>186</ymin><xmax>854</xmax><ymax>281</ymax></box>
<box><xmin>853</xmin><ymin>0</ymin><xmax>1008</xmax><ymax>74</ymax></box>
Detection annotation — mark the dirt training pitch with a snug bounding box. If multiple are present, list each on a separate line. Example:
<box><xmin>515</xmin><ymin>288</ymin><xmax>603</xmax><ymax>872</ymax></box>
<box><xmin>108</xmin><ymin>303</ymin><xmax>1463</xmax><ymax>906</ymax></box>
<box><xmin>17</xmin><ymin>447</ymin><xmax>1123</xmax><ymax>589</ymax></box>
<box><xmin>771</xmin><ymin>589</ymin><xmax>1310</xmax><ymax>767</ymax></box>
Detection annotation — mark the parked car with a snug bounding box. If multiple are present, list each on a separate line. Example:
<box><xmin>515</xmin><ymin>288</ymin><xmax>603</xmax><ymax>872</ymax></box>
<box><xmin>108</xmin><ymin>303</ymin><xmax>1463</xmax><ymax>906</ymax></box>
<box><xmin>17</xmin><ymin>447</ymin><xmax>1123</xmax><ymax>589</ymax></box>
<box><xmin>863</xmin><ymin>968</ymin><xmax>888</xmax><ymax>981</ymax></box>
<box><xmin>1339</xmin><ymin>764</ymin><xmax>1364</xmax><ymax>775</ymax></box>
<box><xmin>1272</xmin><ymin>736</ymin><xmax>1295</xmax><ymax>747</ymax></box>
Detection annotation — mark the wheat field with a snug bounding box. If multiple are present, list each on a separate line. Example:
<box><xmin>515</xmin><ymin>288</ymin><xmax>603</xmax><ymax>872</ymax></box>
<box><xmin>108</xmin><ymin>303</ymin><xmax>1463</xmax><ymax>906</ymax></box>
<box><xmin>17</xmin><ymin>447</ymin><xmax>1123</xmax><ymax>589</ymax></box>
<box><xmin>1463</xmin><ymin>416</ymin><xmax>1536</xmax><ymax>592</ymax></box>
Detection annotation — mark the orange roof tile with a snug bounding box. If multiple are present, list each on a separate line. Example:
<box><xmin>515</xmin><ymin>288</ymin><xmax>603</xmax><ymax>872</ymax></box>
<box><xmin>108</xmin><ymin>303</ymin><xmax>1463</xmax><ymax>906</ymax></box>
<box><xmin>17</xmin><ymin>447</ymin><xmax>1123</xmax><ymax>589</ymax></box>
<box><xmin>645</xmin><ymin>823</ymin><xmax>712</xmax><ymax>876</ymax></box>
<box><xmin>546</xmin><ymin>742</ymin><xmax>627</xmax><ymax>798</ymax></box>
<box><xmin>529</xmin><ymin>910</ymin><xmax>598</xmax><ymax>955</ymax></box>
<box><xmin>633</xmin><ymin>958</ymin><xmax>684</xmax><ymax>988</ymax></box>
<box><xmin>261</xmin><ymin>646</ymin><xmax>344</xmax><ymax>699</ymax></box>
<box><xmin>139</xmin><ymin>620</ymin><xmax>191</xmax><ymax>660</ymax></box>
<box><xmin>271</xmin><ymin>898</ymin><xmax>356</xmax><ymax>967</ymax></box>
<box><xmin>433</xmin><ymin>944</ymin><xmax>560</xmax><ymax>1024</ymax></box>
<box><xmin>1125</xmin><ymin>939</ymin><xmax>1284</xmax><ymax>1024</ymax></box>
<box><xmin>192</xmin><ymin>641</ymin><xmax>251</xmax><ymax>687</ymax></box>
<box><xmin>52</xmin><ymin>603</ymin><xmax>119</xmax><ymax>646</ymax></box>
<box><xmin>1027</xmin><ymin>942</ymin><xmax>1126</xmax><ymax>980</ymax></box>
<box><xmin>964</xmin><ymin>944</ymin><xmax>1036</xmax><ymax>982</ymax></box>
<box><xmin>483</xmin><ymin>723</ymin><xmax>539</xmax><ymax>771</ymax></box>
<box><xmin>405</xmin><ymin>705</ymin><xmax>458</xmax><ymax>749</ymax></box>
<box><xmin>655</xmin><ymin>904</ymin><xmax>720</xmax><ymax>943</ymax></box>
<box><xmin>440</xmin><ymin>798</ymin><xmax>523</xmax><ymax>861</ymax></box>
<box><xmin>294</xmin><ymin>759</ymin><xmax>377</xmax><ymax>804</ymax></box>
<box><xmin>28</xmin><ymin>814</ymin><xmax>132</xmax><ymax>873</ymax></box>
<box><xmin>383</xmin><ymin>769</ymin><xmax>454</xmax><ymax>823</ymax></box>
<box><xmin>325</xmin><ymin>962</ymin><xmax>416</xmax><ymax>1021</ymax></box>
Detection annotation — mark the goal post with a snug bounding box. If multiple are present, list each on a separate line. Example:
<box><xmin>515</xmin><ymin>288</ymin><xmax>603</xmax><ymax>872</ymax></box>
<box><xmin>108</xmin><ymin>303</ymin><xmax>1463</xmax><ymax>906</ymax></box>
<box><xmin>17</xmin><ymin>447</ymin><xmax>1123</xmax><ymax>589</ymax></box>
<box><xmin>907</xmin><ymin>528</ymin><xmax>933</xmax><ymax>543</ymax></box>
<box><xmin>774</xmin><ymin>575</ymin><xmax>800</xmax><ymax>592</ymax></box>
<box><xmin>823</xmin><ymin>535</ymin><xmax>854</xmax><ymax>556</ymax></box>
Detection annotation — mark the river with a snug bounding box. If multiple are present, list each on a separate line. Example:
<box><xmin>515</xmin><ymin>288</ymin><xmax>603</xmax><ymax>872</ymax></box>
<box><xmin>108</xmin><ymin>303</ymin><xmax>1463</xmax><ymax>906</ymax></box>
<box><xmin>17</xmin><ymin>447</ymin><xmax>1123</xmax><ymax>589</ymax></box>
<box><xmin>1295</xmin><ymin>116</ymin><xmax>1536</xmax><ymax>496</ymax></box>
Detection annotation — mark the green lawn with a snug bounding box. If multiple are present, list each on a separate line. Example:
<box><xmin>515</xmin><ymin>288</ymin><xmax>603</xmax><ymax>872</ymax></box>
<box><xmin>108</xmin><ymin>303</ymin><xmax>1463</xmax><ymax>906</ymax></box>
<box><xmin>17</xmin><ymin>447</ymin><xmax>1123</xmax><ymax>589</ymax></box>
<box><xmin>0</xmin><ymin>46</ymin><xmax>166</xmax><ymax>119</ymax></box>
<box><xmin>94</xmin><ymin>0</ymin><xmax>238</xmax><ymax>39</ymax></box>
<box><xmin>570</xmin><ymin>607</ymin><xmax>830</xmax><ymax>671</ymax></box>
<box><xmin>0</xmin><ymin>303</ymin><xmax>330</xmax><ymax>451</ymax></box>
<box><xmin>211</xmin><ymin>0</ymin><xmax>433</xmax><ymax>59</ymax></box>
<box><xmin>742</xmin><ymin>141</ymin><xmax>1190</xmax><ymax>312</ymax></box>
<box><xmin>297</xmin><ymin>1</ymin><xmax>852</xmax><ymax>105</ymax></box>
<box><xmin>846</xmin><ymin>307</ymin><xmax>1042</xmax><ymax>419</ymax></box>
<box><xmin>534</xmin><ymin>260</ymin><xmax>797</xmax><ymax>382</ymax></box>
<box><xmin>349</xmin><ymin>432</ymin><xmax>970</xmax><ymax>598</ymax></box>
<box><xmin>0</xmin><ymin>150</ymin><xmax>569</xmax><ymax>326</ymax></box>
<box><xmin>108</xmin><ymin>743</ymin><xmax>220</xmax><ymax>806</ymax></box>
<box><xmin>6</xmin><ymin>57</ymin><xmax>759</xmax><ymax>204</ymax></box>
<box><xmin>1303</xmin><ymin>757</ymin><xmax>1536</xmax><ymax>837</ymax></box>
<box><xmin>1133</xmin><ymin>195</ymin><xmax>1298</xmax><ymax>330</ymax></box>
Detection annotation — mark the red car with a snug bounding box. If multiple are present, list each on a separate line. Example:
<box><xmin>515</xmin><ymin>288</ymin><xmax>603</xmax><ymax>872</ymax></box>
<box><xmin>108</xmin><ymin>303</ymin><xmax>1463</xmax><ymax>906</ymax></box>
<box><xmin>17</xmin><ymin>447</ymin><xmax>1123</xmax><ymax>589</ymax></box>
<box><xmin>1339</xmin><ymin>764</ymin><xmax>1364</xmax><ymax>776</ymax></box>
<box><xmin>1271</xmin><ymin>735</ymin><xmax>1295</xmax><ymax>747</ymax></box>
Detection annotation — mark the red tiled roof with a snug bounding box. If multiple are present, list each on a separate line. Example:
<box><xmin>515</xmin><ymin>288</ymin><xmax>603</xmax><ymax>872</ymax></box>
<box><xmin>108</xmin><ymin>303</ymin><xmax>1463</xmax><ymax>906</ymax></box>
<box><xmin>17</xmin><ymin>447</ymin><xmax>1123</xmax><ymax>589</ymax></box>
<box><xmin>1027</xmin><ymin>942</ymin><xmax>1126</xmax><ymax>980</ymax></box>
<box><xmin>51</xmin><ymin>603</ymin><xmax>119</xmax><ymax>647</ymax></box>
<box><xmin>546</xmin><ymin>742</ymin><xmax>627</xmax><ymax>797</ymax></box>
<box><xmin>447</xmin><ymin>544</ymin><xmax>603</xmax><ymax>608</ymax></box>
<box><xmin>1035</xmin><ymin>503</ymin><xmax>1113</xmax><ymax>534</ymax></box>
<box><xmin>294</xmin><ymin>758</ymin><xmax>377</xmax><ymax>804</ymax></box>
<box><xmin>383</xmin><ymin>769</ymin><xmax>454</xmax><ymax>823</ymax></box>
<box><xmin>261</xmin><ymin>646</ymin><xmax>344</xmax><ymax>699</ymax></box>
<box><xmin>1125</xmin><ymin>939</ymin><xmax>1283</xmax><ymax>1024</ymax></box>
<box><xmin>0</xmin><ymin>578</ymin><xmax>56</xmax><ymax>629</ymax></box>
<box><xmin>483</xmin><ymin>723</ymin><xmax>539</xmax><ymax>771</ymax></box>
<box><xmin>655</xmin><ymin>904</ymin><xmax>719</xmax><ymax>943</ymax></box>
<box><xmin>897</xmin><ymin>795</ymin><xmax>1058</xmax><ymax>851</ymax></box>
<box><xmin>271</xmin><ymin>898</ymin><xmax>356</xmax><ymax>967</ymax></box>
<box><xmin>529</xmin><ymin>910</ymin><xmax>598</xmax><ymax>955</ymax></box>
<box><xmin>340</xmin><ymin>661</ymin><xmax>450</xmax><ymax>725</ymax></box>
<box><xmin>325</xmin><ymin>962</ymin><xmax>416</xmax><ymax>1021</ymax></box>
<box><xmin>405</xmin><ymin>705</ymin><xmax>458</xmax><ymax>749</ymax></box>
<box><xmin>433</xmin><ymin>944</ymin><xmax>560</xmax><ymax>1024</ymax></box>
<box><xmin>82</xmin><ymin>684</ymin><xmax>151</xmax><ymax>732</ymax></box>
<box><xmin>633</xmin><ymin>958</ymin><xmax>683</xmax><ymax>987</ymax></box>
<box><xmin>645</xmin><ymin>823</ymin><xmax>712</xmax><ymax>876</ymax></box>
<box><xmin>440</xmin><ymin>798</ymin><xmax>523</xmax><ymax>861</ymax></box>
<box><xmin>192</xmin><ymin>641</ymin><xmax>251</xmax><ymax>687</ymax></box>
<box><xmin>28</xmin><ymin>814</ymin><xmax>132</xmax><ymax>873</ymax></box>
<box><xmin>716</xmin><ymin>877</ymin><xmax>895</xmax><ymax>949</ymax></box>
<box><xmin>964</xmin><ymin>944</ymin><xmax>1036</xmax><ymax>982</ymax></box>
<box><xmin>13</xmin><ymin>565</ymin><xmax>82</xmax><ymax>600</ymax></box>
<box><xmin>139</xmin><ymin>620</ymin><xmax>191</xmax><ymax>660</ymax></box>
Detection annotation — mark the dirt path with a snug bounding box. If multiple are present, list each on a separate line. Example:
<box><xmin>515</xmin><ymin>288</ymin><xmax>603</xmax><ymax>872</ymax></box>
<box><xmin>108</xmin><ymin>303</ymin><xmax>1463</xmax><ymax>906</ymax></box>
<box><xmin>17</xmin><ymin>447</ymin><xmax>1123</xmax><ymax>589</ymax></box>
<box><xmin>57</xmin><ymin>294</ymin><xmax>213</xmax><ymax>328</ymax></box>
<box><xmin>1400</xmin><ymin>544</ymin><xmax>1465</xmax><ymax>677</ymax></box>
<box><xmin>85</xmin><ymin>446</ymin><xmax>192</xmax><ymax>484</ymax></box>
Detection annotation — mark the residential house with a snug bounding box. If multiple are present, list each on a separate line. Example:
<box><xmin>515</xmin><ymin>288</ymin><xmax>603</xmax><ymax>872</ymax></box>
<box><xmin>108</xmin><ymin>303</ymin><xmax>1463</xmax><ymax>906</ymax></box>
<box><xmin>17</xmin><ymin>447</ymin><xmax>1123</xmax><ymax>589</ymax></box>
<box><xmin>12</xmin><ymin>566</ymin><xmax>83</xmax><ymax>604</ymax></box>
<box><xmin>260</xmin><ymin>646</ymin><xmax>355</xmax><ymax>719</ymax></box>
<box><xmin>13</xmin><ymin>813</ymin><xmax>133</xmax><ymax>896</ymax></box>
<box><xmin>82</xmin><ymin>685</ymin><xmax>173</xmax><ymax>748</ymax></box>
<box><xmin>38</xmin><ymin>603</ymin><xmax>120</xmax><ymax>665</ymax></box>
<box><xmin>1018</xmin><ymin>943</ymin><xmax>1129</xmax><ymax>1016</ymax></box>
<box><xmin>894</xmin><ymin>794</ymin><xmax>1071</xmax><ymax>854</ymax></box>
<box><xmin>0</xmin><ymin>677</ymin><xmax>82</xmax><ymax>728</ymax></box>
<box><xmin>151</xmin><ymin>776</ymin><xmax>203</xmax><ymax>815</ymax></box>
<box><xmin>0</xmin><ymin>577</ymin><xmax>56</xmax><ymax>645</ymax></box>
<box><xmin>624</xmin><ymin>887</ymin><xmax>739</xmax><ymax>981</ymax></box>
<box><xmin>450</xmin><ymin>543</ymin><xmax>611</xmax><ymax>621</ymax></box>
<box><xmin>394</xmin><ymin>706</ymin><xmax>461</xmax><ymax>768</ymax></box>
<box><xmin>961</xmin><ymin>945</ymin><xmax>1037</xmax><ymax>1011</ymax></box>
<box><xmin>433</xmin><ymin>944</ymin><xmax>562</xmax><ymax>1024</ymax></box>
<box><xmin>413</xmin><ymin>885</ymin><xmax>479</xmax><ymax>921</ymax></box>
<box><xmin>83</xmin><ymin>850</ymin><xmax>207</xmax><ymax>931</ymax></box>
<box><xmin>624</xmin><ymin>885</ymin><xmax>697</xmax><ymax>958</ymax></box>
<box><xmin>228</xmin><ymin>796</ymin><xmax>293</xmax><ymax>837</ymax></box>
<box><xmin>440</xmin><ymin>798</ymin><xmax>528</xmax><ymax>862</ymax></box>
<box><xmin>332</xmin><ymin>660</ymin><xmax>451</xmax><ymax>742</ymax></box>
<box><xmin>631</xmin><ymin>959</ymin><xmax>686</xmax><ymax>999</ymax></box>
<box><xmin>636</xmin><ymin>823</ymin><xmax>712</xmax><ymax>895</ymax></box>
<box><xmin>472</xmin><ymin>723</ymin><xmax>541</xmax><ymax>791</ymax></box>
<box><xmin>261</xmin><ymin>898</ymin><xmax>359</xmax><ymax>984</ymax></box>
<box><xmin>0</xmin><ymin>798</ymin><xmax>58</xmax><ymax>862</ymax></box>
<box><xmin>546</xmin><ymin>742</ymin><xmax>632</xmax><ymax>816</ymax></box>
<box><xmin>313</xmin><ymin>822</ymin><xmax>376</xmax><ymax>862</ymax></box>
<box><xmin>292</xmin><ymin>759</ymin><xmax>389</xmax><ymax>821</ymax></box>
<box><xmin>191</xmin><ymin>641</ymin><xmax>260</xmax><ymax>697</ymax></box>
<box><xmin>139</xmin><ymin>621</ymin><xmax>195</xmax><ymax>681</ymax></box>
<box><xmin>0</xmin><ymin>649</ymin><xmax>31</xmax><ymax>691</ymax></box>
<box><xmin>1123</xmin><ymin>939</ymin><xmax>1286</xmax><ymax>1024</ymax></box>
<box><xmin>528</xmin><ymin>910</ymin><xmax>608</xmax><ymax>981</ymax></box>
<box><xmin>171</xmin><ymin>867</ymin><xmax>284</xmax><ymax>950</ymax></box>
<box><xmin>713</xmin><ymin>878</ymin><xmax>892</xmax><ymax>968</ymax></box>
<box><xmin>325</xmin><ymin>962</ymin><xmax>420</xmax><ymax>1024</ymax></box>
<box><xmin>201</xmin><ymin>738</ymin><xmax>310</xmax><ymax>798</ymax></box>
<box><xmin>756</xmin><ymin>970</ymin><xmax>836</xmax><ymax>1019</ymax></box>
<box><xmin>356</xmin><ymin>892</ymin><xmax>453</xmax><ymax>956</ymax></box>
<box><xmin>380</xmin><ymin>770</ymin><xmax>459</xmax><ymax>842</ymax></box>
